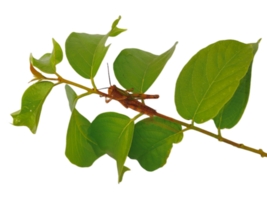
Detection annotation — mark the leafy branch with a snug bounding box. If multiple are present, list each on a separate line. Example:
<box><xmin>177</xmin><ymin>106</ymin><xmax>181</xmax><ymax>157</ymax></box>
<box><xmin>11</xmin><ymin>16</ymin><xmax>266</xmax><ymax>183</ymax></box>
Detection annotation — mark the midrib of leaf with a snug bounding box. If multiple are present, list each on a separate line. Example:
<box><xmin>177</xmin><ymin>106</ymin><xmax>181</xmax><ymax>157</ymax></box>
<box><xmin>76</xmin><ymin>44</ymin><xmax>93</xmax><ymax>74</ymax></box>
<box><xmin>191</xmin><ymin>49</ymin><xmax>243</xmax><ymax>122</ymax></box>
<box><xmin>90</xmin><ymin>35</ymin><xmax>108</xmax><ymax>79</ymax></box>
<box><xmin>74</xmin><ymin>124</ymin><xmax>82</xmax><ymax>160</ymax></box>
<box><xmin>140</xmin><ymin>56</ymin><xmax>158</xmax><ymax>93</ymax></box>
<box><xmin>118</xmin><ymin>118</ymin><xmax>133</xmax><ymax>139</ymax></box>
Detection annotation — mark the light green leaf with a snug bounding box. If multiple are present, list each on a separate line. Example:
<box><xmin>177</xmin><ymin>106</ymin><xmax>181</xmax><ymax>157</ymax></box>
<box><xmin>175</xmin><ymin>40</ymin><xmax>254</xmax><ymax>124</ymax></box>
<box><xmin>128</xmin><ymin>116</ymin><xmax>182</xmax><ymax>171</ymax></box>
<box><xmin>114</xmin><ymin>42</ymin><xmax>178</xmax><ymax>93</ymax></box>
<box><xmin>64</xmin><ymin>84</ymin><xmax>78</xmax><ymax>113</ymax></box>
<box><xmin>213</xmin><ymin>39</ymin><xmax>261</xmax><ymax>129</ymax></box>
<box><xmin>65</xmin><ymin>85</ymin><xmax>104</xmax><ymax>167</ymax></box>
<box><xmin>30</xmin><ymin>38</ymin><xmax>63</xmax><ymax>75</ymax></box>
<box><xmin>88</xmin><ymin>112</ymin><xmax>134</xmax><ymax>183</ymax></box>
<box><xmin>11</xmin><ymin>81</ymin><xmax>54</xmax><ymax>133</ymax></box>
<box><xmin>110</xmin><ymin>15</ymin><xmax>122</xmax><ymax>30</ymax></box>
<box><xmin>65</xmin><ymin>31</ymin><xmax>111</xmax><ymax>79</ymax></box>
<box><xmin>109</xmin><ymin>26</ymin><xmax>128</xmax><ymax>38</ymax></box>
<box><xmin>32</xmin><ymin>52</ymin><xmax>55</xmax><ymax>74</ymax></box>
<box><xmin>50</xmin><ymin>38</ymin><xmax>63</xmax><ymax>66</ymax></box>
<box><xmin>109</xmin><ymin>16</ymin><xmax>127</xmax><ymax>37</ymax></box>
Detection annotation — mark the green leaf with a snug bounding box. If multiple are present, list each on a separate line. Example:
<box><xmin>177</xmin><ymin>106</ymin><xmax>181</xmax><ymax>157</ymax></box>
<box><xmin>50</xmin><ymin>38</ymin><xmax>63</xmax><ymax>66</ymax></box>
<box><xmin>32</xmin><ymin>52</ymin><xmax>55</xmax><ymax>74</ymax></box>
<box><xmin>128</xmin><ymin>116</ymin><xmax>182</xmax><ymax>171</ymax></box>
<box><xmin>213</xmin><ymin>39</ymin><xmax>261</xmax><ymax>129</ymax></box>
<box><xmin>175</xmin><ymin>40</ymin><xmax>254</xmax><ymax>124</ymax></box>
<box><xmin>88</xmin><ymin>112</ymin><xmax>134</xmax><ymax>183</ymax></box>
<box><xmin>11</xmin><ymin>81</ymin><xmax>54</xmax><ymax>133</ymax></box>
<box><xmin>114</xmin><ymin>42</ymin><xmax>178</xmax><ymax>93</ymax></box>
<box><xmin>30</xmin><ymin>38</ymin><xmax>63</xmax><ymax>74</ymax></box>
<box><xmin>64</xmin><ymin>84</ymin><xmax>78</xmax><ymax>113</ymax></box>
<box><xmin>109</xmin><ymin>26</ymin><xmax>128</xmax><ymax>38</ymax></box>
<box><xmin>65</xmin><ymin>85</ymin><xmax>104</xmax><ymax>167</ymax></box>
<box><xmin>110</xmin><ymin>15</ymin><xmax>122</xmax><ymax>30</ymax></box>
<box><xmin>91</xmin><ymin>32</ymin><xmax>112</xmax><ymax>78</ymax></box>
<box><xmin>65</xmin><ymin>33</ymin><xmax>106</xmax><ymax>79</ymax></box>
<box><xmin>109</xmin><ymin>16</ymin><xmax>127</xmax><ymax>37</ymax></box>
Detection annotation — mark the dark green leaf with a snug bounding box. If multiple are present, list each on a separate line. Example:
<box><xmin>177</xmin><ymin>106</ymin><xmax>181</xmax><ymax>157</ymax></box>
<box><xmin>88</xmin><ymin>112</ymin><xmax>134</xmax><ymax>183</ymax></box>
<box><xmin>128</xmin><ymin>116</ymin><xmax>182</xmax><ymax>171</ymax></box>
<box><xmin>175</xmin><ymin>40</ymin><xmax>254</xmax><ymax>124</ymax></box>
<box><xmin>66</xmin><ymin>33</ymin><xmax>106</xmax><ymax>79</ymax></box>
<box><xmin>213</xmin><ymin>38</ymin><xmax>261</xmax><ymax>130</ymax></box>
<box><xmin>65</xmin><ymin>109</ymin><xmax>104</xmax><ymax>167</ymax></box>
<box><xmin>114</xmin><ymin>42</ymin><xmax>178</xmax><ymax>93</ymax></box>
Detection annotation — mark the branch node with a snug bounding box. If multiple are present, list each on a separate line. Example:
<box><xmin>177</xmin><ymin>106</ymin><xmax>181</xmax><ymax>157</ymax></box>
<box><xmin>259</xmin><ymin>149</ymin><xmax>264</xmax><ymax>158</ymax></box>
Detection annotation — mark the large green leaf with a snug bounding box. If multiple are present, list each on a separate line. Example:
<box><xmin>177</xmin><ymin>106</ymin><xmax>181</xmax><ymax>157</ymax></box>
<box><xmin>114</xmin><ymin>42</ymin><xmax>178</xmax><ymax>93</ymax></box>
<box><xmin>175</xmin><ymin>40</ymin><xmax>254</xmax><ymax>124</ymax></box>
<box><xmin>65</xmin><ymin>16</ymin><xmax>126</xmax><ymax>79</ymax></box>
<box><xmin>65</xmin><ymin>85</ymin><xmax>104</xmax><ymax>167</ymax></box>
<box><xmin>213</xmin><ymin>40</ymin><xmax>260</xmax><ymax>129</ymax></box>
<box><xmin>11</xmin><ymin>81</ymin><xmax>54</xmax><ymax>133</ymax></box>
<box><xmin>88</xmin><ymin>112</ymin><xmax>134</xmax><ymax>183</ymax></box>
<box><xmin>30</xmin><ymin>38</ymin><xmax>63</xmax><ymax>74</ymax></box>
<box><xmin>128</xmin><ymin>116</ymin><xmax>182</xmax><ymax>171</ymax></box>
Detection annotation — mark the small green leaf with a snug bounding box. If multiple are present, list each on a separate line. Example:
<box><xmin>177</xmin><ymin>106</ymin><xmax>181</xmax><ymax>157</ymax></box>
<box><xmin>213</xmin><ymin>39</ymin><xmax>261</xmax><ymax>129</ymax></box>
<box><xmin>64</xmin><ymin>84</ymin><xmax>78</xmax><ymax>113</ymax></box>
<box><xmin>65</xmin><ymin>85</ymin><xmax>104</xmax><ymax>167</ymax></box>
<box><xmin>110</xmin><ymin>15</ymin><xmax>122</xmax><ymax>30</ymax></box>
<box><xmin>65</xmin><ymin>31</ymin><xmax>111</xmax><ymax>79</ymax></box>
<box><xmin>114</xmin><ymin>42</ymin><xmax>178</xmax><ymax>93</ymax></box>
<box><xmin>88</xmin><ymin>112</ymin><xmax>134</xmax><ymax>183</ymax></box>
<box><xmin>50</xmin><ymin>38</ymin><xmax>63</xmax><ymax>66</ymax></box>
<box><xmin>11</xmin><ymin>81</ymin><xmax>54</xmax><ymax>133</ymax></box>
<box><xmin>32</xmin><ymin>52</ymin><xmax>55</xmax><ymax>74</ymax></box>
<box><xmin>109</xmin><ymin>26</ymin><xmax>128</xmax><ymax>38</ymax></box>
<box><xmin>175</xmin><ymin>40</ymin><xmax>254</xmax><ymax>124</ymax></box>
<box><xmin>30</xmin><ymin>38</ymin><xmax>63</xmax><ymax>74</ymax></box>
<box><xmin>128</xmin><ymin>116</ymin><xmax>182</xmax><ymax>171</ymax></box>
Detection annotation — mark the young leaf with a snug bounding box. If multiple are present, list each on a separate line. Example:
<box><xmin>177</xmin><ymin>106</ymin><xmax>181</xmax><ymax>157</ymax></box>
<box><xmin>109</xmin><ymin>16</ymin><xmax>127</xmax><ymax>37</ymax></box>
<box><xmin>65</xmin><ymin>85</ymin><xmax>104</xmax><ymax>167</ymax></box>
<box><xmin>88</xmin><ymin>112</ymin><xmax>134</xmax><ymax>183</ymax></box>
<box><xmin>50</xmin><ymin>38</ymin><xmax>63</xmax><ymax>66</ymax></box>
<box><xmin>128</xmin><ymin>116</ymin><xmax>183</xmax><ymax>171</ymax></box>
<box><xmin>114</xmin><ymin>42</ymin><xmax>178</xmax><ymax>93</ymax></box>
<box><xmin>65</xmin><ymin>16</ymin><xmax>126</xmax><ymax>79</ymax></box>
<box><xmin>30</xmin><ymin>38</ymin><xmax>63</xmax><ymax>74</ymax></box>
<box><xmin>110</xmin><ymin>15</ymin><xmax>122</xmax><ymax>30</ymax></box>
<box><xmin>32</xmin><ymin>52</ymin><xmax>55</xmax><ymax>74</ymax></box>
<box><xmin>175</xmin><ymin>40</ymin><xmax>254</xmax><ymax>124</ymax></box>
<box><xmin>11</xmin><ymin>81</ymin><xmax>54</xmax><ymax>133</ymax></box>
<box><xmin>213</xmin><ymin>39</ymin><xmax>261</xmax><ymax>129</ymax></box>
<box><xmin>109</xmin><ymin>26</ymin><xmax>128</xmax><ymax>38</ymax></box>
<box><xmin>64</xmin><ymin>84</ymin><xmax>77</xmax><ymax>113</ymax></box>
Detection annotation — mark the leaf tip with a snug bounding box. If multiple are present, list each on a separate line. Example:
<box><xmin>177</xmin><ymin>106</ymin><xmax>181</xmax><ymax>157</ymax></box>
<box><xmin>257</xmin><ymin>38</ymin><xmax>262</xmax><ymax>44</ymax></box>
<box><xmin>174</xmin><ymin>41</ymin><xmax>178</xmax><ymax>46</ymax></box>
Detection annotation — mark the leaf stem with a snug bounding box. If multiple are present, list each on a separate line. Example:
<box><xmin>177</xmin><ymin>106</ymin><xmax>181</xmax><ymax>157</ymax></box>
<box><xmin>41</xmin><ymin>74</ymin><xmax>267</xmax><ymax>158</ymax></box>
<box><xmin>155</xmin><ymin>113</ymin><xmax>267</xmax><ymax>158</ymax></box>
